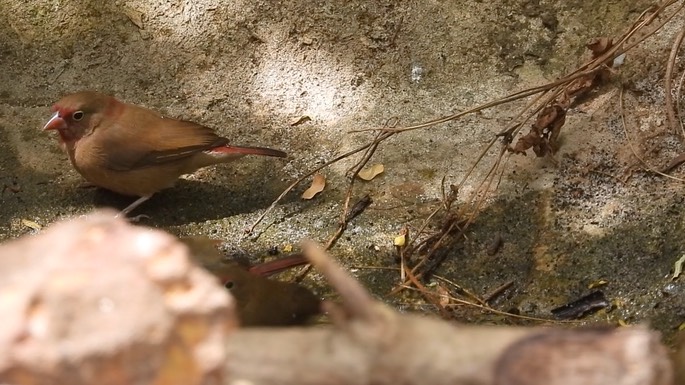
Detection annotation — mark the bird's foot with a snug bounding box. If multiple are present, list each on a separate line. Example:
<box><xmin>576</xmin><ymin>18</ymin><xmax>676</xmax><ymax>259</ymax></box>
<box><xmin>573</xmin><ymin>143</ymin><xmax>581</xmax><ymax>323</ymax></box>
<box><xmin>114</xmin><ymin>211</ymin><xmax>150</xmax><ymax>222</ymax></box>
<box><xmin>127</xmin><ymin>214</ymin><xmax>151</xmax><ymax>222</ymax></box>
<box><xmin>114</xmin><ymin>195</ymin><xmax>153</xmax><ymax>220</ymax></box>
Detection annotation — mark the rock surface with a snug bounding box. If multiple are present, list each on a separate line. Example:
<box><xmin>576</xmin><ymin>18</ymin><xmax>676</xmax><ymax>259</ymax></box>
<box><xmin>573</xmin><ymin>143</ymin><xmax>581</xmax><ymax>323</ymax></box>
<box><xmin>2</xmin><ymin>0</ymin><xmax>685</xmax><ymax>344</ymax></box>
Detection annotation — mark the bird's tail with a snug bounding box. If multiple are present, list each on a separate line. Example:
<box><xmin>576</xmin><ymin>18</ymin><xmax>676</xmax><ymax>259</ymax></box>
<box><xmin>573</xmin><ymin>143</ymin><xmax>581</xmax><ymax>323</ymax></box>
<box><xmin>248</xmin><ymin>254</ymin><xmax>309</xmax><ymax>277</ymax></box>
<box><xmin>211</xmin><ymin>145</ymin><xmax>287</xmax><ymax>158</ymax></box>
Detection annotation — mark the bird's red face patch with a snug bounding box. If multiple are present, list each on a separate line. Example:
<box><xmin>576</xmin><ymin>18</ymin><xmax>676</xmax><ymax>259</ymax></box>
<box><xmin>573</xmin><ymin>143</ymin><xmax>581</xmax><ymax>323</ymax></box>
<box><xmin>44</xmin><ymin>104</ymin><xmax>91</xmax><ymax>143</ymax></box>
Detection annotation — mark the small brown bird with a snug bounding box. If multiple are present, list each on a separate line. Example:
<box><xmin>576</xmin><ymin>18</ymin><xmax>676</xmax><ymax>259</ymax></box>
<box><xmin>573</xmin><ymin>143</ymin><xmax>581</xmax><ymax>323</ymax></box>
<box><xmin>43</xmin><ymin>91</ymin><xmax>287</xmax><ymax>215</ymax></box>
<box><xmin>180</xmin><ymin>236</ymin><xmax>321</xmax><ymax>327</ymax></box>
<box><xmin>211</xmin><ymin>261</ymin><xmax>322</xmax><ymax>327</ymax></box>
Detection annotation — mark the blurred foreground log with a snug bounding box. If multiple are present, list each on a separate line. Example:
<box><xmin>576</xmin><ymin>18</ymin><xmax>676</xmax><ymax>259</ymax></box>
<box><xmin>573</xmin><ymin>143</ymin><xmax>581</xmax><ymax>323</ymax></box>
<box><xmin>0</xmin><ymin>213</ymin><xmax>676</xmax><ymax>385</ymax></box>
<box><xmin>225</xmin><ymin>242</ymin><xmax>674</xmax><ymax>385</ymax></box>
<box><xmin>0</xmin><ymin>211</ymin><xmax>234</xmax><ymax>385</ymax></box>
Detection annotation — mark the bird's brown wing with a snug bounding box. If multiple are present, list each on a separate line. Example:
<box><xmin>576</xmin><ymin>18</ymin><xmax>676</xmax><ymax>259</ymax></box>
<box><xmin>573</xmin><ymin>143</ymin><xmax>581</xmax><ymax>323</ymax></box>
<box><xmin>99</xmin><ymin>107</ymin><xmax>228</xmax><ymax>171</ymax></box>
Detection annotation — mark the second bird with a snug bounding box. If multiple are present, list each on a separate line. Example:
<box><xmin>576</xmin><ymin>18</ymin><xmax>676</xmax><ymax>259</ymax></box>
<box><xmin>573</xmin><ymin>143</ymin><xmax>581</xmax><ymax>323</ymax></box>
<box><xmin>43</xmin><ymin>91</ymin><xmax>287</xmax><ymax>215</ymax></box>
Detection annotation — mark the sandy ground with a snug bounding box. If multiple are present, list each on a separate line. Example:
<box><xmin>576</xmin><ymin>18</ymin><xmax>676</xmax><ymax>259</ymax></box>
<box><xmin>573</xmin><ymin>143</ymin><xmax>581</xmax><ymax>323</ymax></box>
<box><xmin>2</xmin><ymin>0</ymin><xmax>685</xmax><ymax>341</ymax></box>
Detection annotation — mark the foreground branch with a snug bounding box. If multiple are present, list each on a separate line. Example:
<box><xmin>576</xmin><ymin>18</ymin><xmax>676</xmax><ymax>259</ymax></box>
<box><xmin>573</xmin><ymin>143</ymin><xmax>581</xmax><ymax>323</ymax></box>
<box><xmin>225</xmin><ymin>242</ymin><xmax>673</xmax><ymax>385</ymax></box>
<box><xmin>0</xmin><ymin>213</ymin><xmax>675</xmax><ymax>385</ymax></box>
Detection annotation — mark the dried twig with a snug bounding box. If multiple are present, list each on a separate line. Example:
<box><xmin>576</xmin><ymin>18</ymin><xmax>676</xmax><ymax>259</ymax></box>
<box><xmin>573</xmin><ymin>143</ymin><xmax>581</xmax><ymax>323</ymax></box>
<box><xmin>665</xmin><ymin>25</ymin><xmax>685</xmax><ymax>140</ymax></box>
<box><xmin>620</xmin><ymin>87</ymin><xmax>685</xmax><ymax>181</ymax></box>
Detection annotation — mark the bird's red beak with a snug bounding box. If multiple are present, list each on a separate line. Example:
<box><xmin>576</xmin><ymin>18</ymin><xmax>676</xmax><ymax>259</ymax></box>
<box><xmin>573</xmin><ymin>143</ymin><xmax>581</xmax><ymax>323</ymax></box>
<box><xmin>43</xmin><ymin>112</ymin><xmax>67</xmax><ymax>131</ymax></box>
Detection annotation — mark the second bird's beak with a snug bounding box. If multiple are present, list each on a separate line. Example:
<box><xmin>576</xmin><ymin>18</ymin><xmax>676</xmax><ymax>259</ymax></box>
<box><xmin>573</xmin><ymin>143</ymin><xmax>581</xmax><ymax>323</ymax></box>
<box><xmin>43</xmin><ymin>112</ymin><xmax>67</xmax><ymax>131</ymax></box>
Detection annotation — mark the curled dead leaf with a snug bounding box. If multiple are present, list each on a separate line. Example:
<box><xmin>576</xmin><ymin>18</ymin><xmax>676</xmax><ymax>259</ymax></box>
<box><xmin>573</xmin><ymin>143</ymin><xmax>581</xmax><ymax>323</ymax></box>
<box><xmin>436</xmin><ymin>285</ymin><xmax>450</xmax><ymax>307</ymax></box>
<box><xmin>357</xmin><ymin>164</ymin><xmax>384</xmax><ymax>181</ymax></box>
<box><xmin>586</xmin><ymin>37</ymin><xmax>612</xmax><ymax>57</ymax></box>
<box><xmin>509</xmin><ymin>103</ymin><xmax>566</xmax><ymax>157</ymax></box>
<box><xmin>302</xmin><ymin>174</ymin><xmax>325</xmax><ymax>200</ymax></box>
<box><xmin>290</xmin><ymin>115</ymin><xmax>312</xmax><ymax>126</ymax></box>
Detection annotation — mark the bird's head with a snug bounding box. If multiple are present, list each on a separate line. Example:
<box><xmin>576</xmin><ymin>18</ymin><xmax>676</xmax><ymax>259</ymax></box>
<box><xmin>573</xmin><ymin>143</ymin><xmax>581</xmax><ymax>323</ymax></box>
<box><xmin>43</xmin><ymin>91</ymin><xmax>115</xmax><ymax>144</ymax></box>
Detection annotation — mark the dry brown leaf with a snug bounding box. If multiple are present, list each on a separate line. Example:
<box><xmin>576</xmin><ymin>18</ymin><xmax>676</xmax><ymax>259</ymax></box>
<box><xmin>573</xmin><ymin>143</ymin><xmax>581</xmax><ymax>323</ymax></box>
<box><xmin>123</xmin><ymin>8</ymin><xmax>144</xmax><ymax>29</ymax></box>
<box><xmin>21</xmin><ymin>219</ymin><xmax>42</xmax><ymax>231</ymax></box>
<box><xmin>302</xmin><ymin>174</ymin><xmax>325</xmax><ymax>200</ymax></box>
<box><xmin>357</xmin><ymin>164</ymin><xmax>384</xmax><ymax>181</ymax></box>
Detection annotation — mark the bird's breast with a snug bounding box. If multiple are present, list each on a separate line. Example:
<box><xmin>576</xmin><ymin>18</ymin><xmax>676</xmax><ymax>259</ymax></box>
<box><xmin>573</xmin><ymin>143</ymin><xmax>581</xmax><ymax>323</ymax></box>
<box><xmin>72</xmin><ymin>141</ymin><xmax>181</xmax><ymax>197</ymax></box>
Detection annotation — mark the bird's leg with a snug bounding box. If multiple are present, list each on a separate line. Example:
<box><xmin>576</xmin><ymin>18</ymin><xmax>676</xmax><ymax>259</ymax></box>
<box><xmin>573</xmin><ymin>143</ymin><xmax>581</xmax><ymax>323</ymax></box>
<box><xmin>115</xmin><ymin>195</ymin><xmax>152</xmax><ymax>220</ymax></box>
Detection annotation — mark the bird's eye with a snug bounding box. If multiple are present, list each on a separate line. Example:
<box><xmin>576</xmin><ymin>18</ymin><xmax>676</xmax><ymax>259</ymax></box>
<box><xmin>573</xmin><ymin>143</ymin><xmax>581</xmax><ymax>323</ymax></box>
<box><xmin>224</xmin><ymin>281</ymin><xmax>234</xmax><ymax>289</ymax></box>
<box><xmin>72</xmin><ymin>111</ymin><xmax>84</xmax><ymax>121</ymax></box>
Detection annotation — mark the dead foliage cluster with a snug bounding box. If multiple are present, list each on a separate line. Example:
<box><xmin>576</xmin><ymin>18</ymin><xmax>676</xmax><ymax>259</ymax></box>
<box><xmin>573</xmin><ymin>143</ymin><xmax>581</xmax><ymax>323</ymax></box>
<box><xmin>508</xmin><ymin>37</ymin><xmax>615</xmax><ymax>157</ymax></box>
